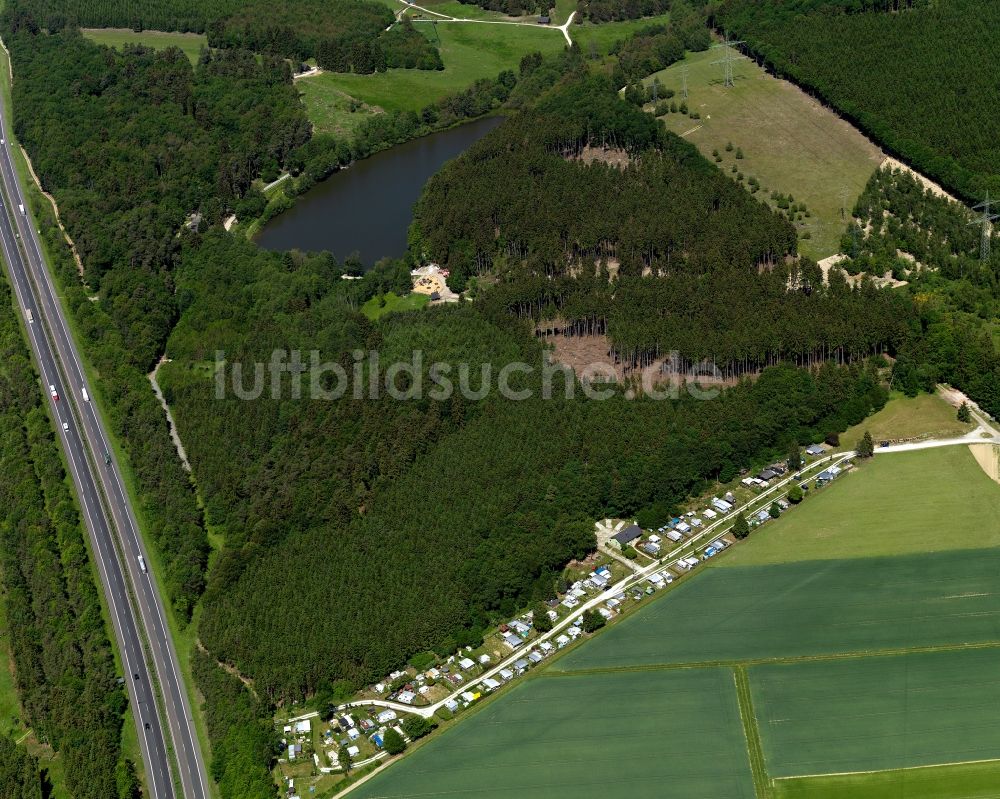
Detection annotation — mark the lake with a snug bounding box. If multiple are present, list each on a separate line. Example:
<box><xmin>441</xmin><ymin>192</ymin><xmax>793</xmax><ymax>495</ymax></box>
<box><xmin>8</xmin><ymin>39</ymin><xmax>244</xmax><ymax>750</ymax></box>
<box><xmin>256</xmin><ymin>116</ymin><xmax>502</xmax><ymax>264</ymax></box>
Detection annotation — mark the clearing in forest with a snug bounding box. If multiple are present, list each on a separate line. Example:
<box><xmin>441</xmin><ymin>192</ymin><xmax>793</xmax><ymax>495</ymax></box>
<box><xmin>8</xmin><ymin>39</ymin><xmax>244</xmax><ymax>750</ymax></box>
<box><xmin>300</xmin><ymin>19</ymin><xmax>563</xmax><ymax>120</ymax></box>
<box><xmin>81</xmin><ymin>28</ymin><xmax>208</xmax><ymax>64</ymax></box>
<box><xmin>646</xmin><ymin>47</ymin><xmax>883</xmax><ymax>260</ymax></box>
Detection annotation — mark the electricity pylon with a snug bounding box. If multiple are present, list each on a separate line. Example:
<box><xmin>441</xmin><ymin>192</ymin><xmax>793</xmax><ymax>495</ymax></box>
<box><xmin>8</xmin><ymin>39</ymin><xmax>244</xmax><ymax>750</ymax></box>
<box><xmin>711</xmin><ymin>33</ymin><xmax>746</xmax><ymax>88</ymax></box>
<box><xmin>970</xmin><ymin>191</ymin><xmax>997</xmax><ymax>262</ymax></box>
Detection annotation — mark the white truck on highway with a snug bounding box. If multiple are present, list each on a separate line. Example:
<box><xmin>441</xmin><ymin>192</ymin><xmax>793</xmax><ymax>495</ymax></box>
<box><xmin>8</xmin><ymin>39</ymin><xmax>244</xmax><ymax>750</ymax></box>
<box><xmin>81</xmin><ymin>386</ymin><xmax>89</xmax><ymax>402</ymax></box>
<box><xmin>138</xmin><ymin>555</ymin><xmax>148</xmax><ymax>573</ymax></box>
<box><xmin>18</xmin><ymin>203</ymin><xmax>24</xmax><ymax>216</ymax></box>
<box><xmin>25</xmin><ymin>307</ymin><xmax>33</xmax><ymax>323</ymax></box>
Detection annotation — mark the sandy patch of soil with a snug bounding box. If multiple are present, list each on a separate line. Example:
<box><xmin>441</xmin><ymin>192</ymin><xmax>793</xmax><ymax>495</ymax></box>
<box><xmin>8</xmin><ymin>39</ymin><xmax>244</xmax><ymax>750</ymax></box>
<box><xmin>881</xmin><ymin>156</ymin><xmax>959</xmax><ymax>204</ymax></box>
<box><xmin>969</xmin><ymin>443</ymin><xmax>1000</xmax><ymax>485</ymax></box>
<box><xmin>570</xmin><ymin>145</ymin><xmax>632</xmax><ymax>169</ymax></box>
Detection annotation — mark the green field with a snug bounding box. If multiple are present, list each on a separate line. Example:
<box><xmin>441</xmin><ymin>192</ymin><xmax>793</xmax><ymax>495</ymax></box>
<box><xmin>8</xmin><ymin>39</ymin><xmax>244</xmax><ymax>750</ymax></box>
<box><xmin>839</xmin><ymin>392</ymin><xmax>973</xmax><ymax>450</ymax></box>
<box><xmin>753</xmin><ymin>648</ymin><xmax>1000</xmax><ymax>778</ymax></box>
<box><xmin>295</xmin><ymin>78</ymin><xmax>381</xmax><ymax>137</ymax></box>
<box><xmin>81</xmin><ymin>28</ymin><xmax>208</xmax><ymax>64</ymax></box>
<box><xmin>774</xmin><ymin>760</ymin><xmax>1000</xmax><ymax>799</ymax></box>
<box><xmin>553</xmin><ymin>548</ymin><xmax>1000</xmax><ymax>672</ymax></box>
<box><xmin>0</xmin><ymin>601</ymin><xmax>22</xmax><ymax>739</ymax></box>
<box><xmin>646</xmin><ymin>47</ymin><xmax>883</xmax><ymax>259</ymax></box>
<box><xmin>573</xmin><ymin>13</ymin><xmax>670</xmax><ymax>57</ymax></box>
<box><xmin>361</xmin><ymin>291</ymin><xmax>430</xmax><ymax>320</ymax></box>
<box><xmin>722</xmin><ymin>447</ymin><xmax>1000</xmax><ymax>567</ymax></box>
<box><xmin>350</xmin><ymin>668</ymin><xmax>756</xmax><ymax>798</ymax></box>
<box><xmin>303</xmin><ymin>22</ymin><xmax>564</xmax><ymax>118</ymax></box>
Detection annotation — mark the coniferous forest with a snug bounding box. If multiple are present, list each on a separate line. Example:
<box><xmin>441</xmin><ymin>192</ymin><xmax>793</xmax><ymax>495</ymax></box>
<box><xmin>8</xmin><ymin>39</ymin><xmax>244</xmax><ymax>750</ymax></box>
<box><xmin>717</xmin><ymin>0</ymin><xmax>1000</xmax><ymax>201</ymax></box>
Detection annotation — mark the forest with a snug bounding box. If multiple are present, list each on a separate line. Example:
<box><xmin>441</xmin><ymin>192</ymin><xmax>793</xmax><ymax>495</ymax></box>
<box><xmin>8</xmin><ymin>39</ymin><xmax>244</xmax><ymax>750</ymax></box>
<box><xmin>1</xmin><ymin>0</ymin><xmax>240</xmax><ymax>32</ymax></box>
<box><xmin>161</xmin><ymin>232</ymin><xmax>891</xmax><ymax>702</ymax></box>
<box><xmin>137</xmin><ymin>76</ymin><xmax>893</xmax><ymax>708</ymax></box>
<box><xmin>412</xmin><ymin>74</ymin><xmax>797</xmax><ymax>289</ymax></box>
<box><xmin>0</xmin><ymin>736</ymin><xmax>41</xmax><ymax>799</ymax></box>
<box><xmin>0</xmin><ymin>279</ymin><xmax>136</xmax><ymax>797</ymax></box>
<box><xmin>609</xmin><ymin>5</ymin><xmax>711</xmax><ymax>84</ymax></box>
<box><xmin>841</xmin><ymin>168</ymin><xmax>1000</xmax><ymax>418</ymax></box>
<box><xmin>1</xmin><ymin>21</ymin><xmax>322</xmax><ymax>618</ymax></box>
<box><xmin>576</xmin><ymin>0</ymin><xmax>669</xmax><ymax>22</ymax></box>
<box><xmin>209</xmin><ymin>1</ymin><xmax>443</xmax><ymax>73</ymax></box>
<box><xmin>717</xmin><ymin>0</ymin><xmax>1000</xmax><ymax>202</ymax></box>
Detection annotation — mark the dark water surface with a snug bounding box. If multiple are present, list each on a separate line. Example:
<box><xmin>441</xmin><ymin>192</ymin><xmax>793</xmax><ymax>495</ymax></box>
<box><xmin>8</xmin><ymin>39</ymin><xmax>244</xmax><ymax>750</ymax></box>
<box><xmin>256</xmin><ymin>116</ymin><xmax>502</xmax><ymax>264</ymax></box>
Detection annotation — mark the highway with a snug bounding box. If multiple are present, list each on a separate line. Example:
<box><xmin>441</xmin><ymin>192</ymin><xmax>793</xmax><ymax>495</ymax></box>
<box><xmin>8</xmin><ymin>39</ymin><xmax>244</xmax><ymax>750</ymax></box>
<box><xmin>0</xmin><ymin>82</ymin><xmax>209</xmax><ymax>798</ymax></box>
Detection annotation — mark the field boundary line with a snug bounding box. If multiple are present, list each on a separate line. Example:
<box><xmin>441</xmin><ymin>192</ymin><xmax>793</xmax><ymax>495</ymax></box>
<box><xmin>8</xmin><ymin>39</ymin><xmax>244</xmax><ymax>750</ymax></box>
<box><xmin>544</xmin><ymin>639</ymin><xmax>1000</xmax><ymax>677</ymax></box>
<box><xmin>774</xmin><ymin>756</ymin><xmax>1000</xmax><ymax>781</ymax></box>
<box><xmin>734</xmin><ymin>666</ymin><xmax>772</xmax><ymax>799</ymax></box>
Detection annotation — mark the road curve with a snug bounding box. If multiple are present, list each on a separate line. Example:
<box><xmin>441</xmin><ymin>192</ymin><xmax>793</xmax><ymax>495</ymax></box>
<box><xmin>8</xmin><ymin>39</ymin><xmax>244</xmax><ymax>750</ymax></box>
<box><xmin>0</xmin><ymin>79</ymin><xmax>210</xmax><ymax>798</ymax></box>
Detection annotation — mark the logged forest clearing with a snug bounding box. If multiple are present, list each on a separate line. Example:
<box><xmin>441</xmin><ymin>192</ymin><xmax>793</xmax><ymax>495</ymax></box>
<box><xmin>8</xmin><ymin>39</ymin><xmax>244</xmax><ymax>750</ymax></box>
<box><xmin>648</xmin><ymin>47</ymin><xmax>884</xmax><ymax>260</ymax></box>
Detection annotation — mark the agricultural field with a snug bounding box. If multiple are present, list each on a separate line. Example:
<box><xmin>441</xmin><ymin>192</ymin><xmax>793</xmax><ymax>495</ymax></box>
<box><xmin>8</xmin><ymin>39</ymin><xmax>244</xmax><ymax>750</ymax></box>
<box><xmin>350</xmin><ymin>668</ymin><xmax>756</xmax><ymax>798</ymax></box>
<box><xmin>645</xmin><ymin>47</ymin><xmax>884</xmax><ymax>259</ymax></box>
<box><xmin>753</xmin><ymin>648</ymin><xmax>1000</xmax><ymax>778</ymax></box>
<box><xmin>774</xmin><ymin>760</ymin><xmax>1000</xmax><ymax>799</ymax></box>
<box><xmin>554</xmin><ymin>547</ymin><xmax>1000</xmax><ymax>671</ymax></box>
<box><xmin>302</xmin><ymin>21</ymin><xmax>564</xmax><ymax>118</ymax></box>
<box><xmin>721</xmin><ymin>447</ymin><xmax>1000</xmax><ymax>566</ymax></box>
<box><xmin>81</xmin><ymin>28</ymin><xmax>208</xmax><ymax>64</ymax></box>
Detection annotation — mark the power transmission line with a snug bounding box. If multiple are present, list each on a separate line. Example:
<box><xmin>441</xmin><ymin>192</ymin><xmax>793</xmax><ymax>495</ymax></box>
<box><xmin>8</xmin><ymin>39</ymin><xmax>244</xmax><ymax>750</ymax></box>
<box><xmin>711</xmin><ymin>33</ymin><xmax>747</xmax><ymax>88</ymax></box>
<box><xmin>969</xmin><ymin>191</ymin><xmax>997</xmax><ymax>262</ymax></box>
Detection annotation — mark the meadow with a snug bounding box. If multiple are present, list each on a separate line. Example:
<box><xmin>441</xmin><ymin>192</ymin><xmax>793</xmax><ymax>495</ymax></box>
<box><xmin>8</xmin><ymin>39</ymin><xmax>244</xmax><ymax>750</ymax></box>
<box><xmin>81</xmin><ymin>28</ymin><xmax>208</xmax><ymax>64</ymax></box>
<box><xmin>361</xmin><ymin>290</ymin><xmax>429</xmax><ymax>320</ymax></box>
<box><xmin>646</xmin><ymin>47</ymin><xmax>883</xmax><ymax>259</ymax></box>
<box><xmin>721</xmin><ymin>446</ymin><xmax>1000</xmax><ymax>566</ymax></box>
<box><xmin>298</xmin><ymin>12</ymin><xmax>674</xmax><ymax>131</ymax></box>
<box><xmin>349</xmin><ymin>668</ymin><xmax>756</xmax><ymax>798</ymax></box>
<box><xmin>302</xmin><ymin>22</ymin><xmax>564</xmax><ymax>116</ymax></box>
<box><xmin>838</xmin><ymin>391</ymin><xmax>972</xmax><ymax>451</ymax></box>
<box><xmin>572</xmin><ymin>13</ymin><xmax>670</xmax><ymax>57</ymax></box>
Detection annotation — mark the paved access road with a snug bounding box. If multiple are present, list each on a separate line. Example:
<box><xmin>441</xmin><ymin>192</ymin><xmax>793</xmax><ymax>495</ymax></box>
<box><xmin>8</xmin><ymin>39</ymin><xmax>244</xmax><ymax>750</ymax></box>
<box><xmin>0</xmin><ymin>86</ymin><xmax>209</xmax><ymax>799</ymax></box>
